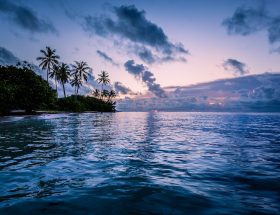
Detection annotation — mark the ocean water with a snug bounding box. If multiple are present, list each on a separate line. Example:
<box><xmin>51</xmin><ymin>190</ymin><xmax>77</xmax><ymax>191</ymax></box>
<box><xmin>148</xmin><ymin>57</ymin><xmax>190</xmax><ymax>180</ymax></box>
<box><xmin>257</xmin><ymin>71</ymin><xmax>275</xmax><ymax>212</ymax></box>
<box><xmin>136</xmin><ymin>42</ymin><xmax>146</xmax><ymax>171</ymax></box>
<box><xmin>0</xmin><ymin>112</ymin><xmax>279</xmax><ymax>215</ymax></box>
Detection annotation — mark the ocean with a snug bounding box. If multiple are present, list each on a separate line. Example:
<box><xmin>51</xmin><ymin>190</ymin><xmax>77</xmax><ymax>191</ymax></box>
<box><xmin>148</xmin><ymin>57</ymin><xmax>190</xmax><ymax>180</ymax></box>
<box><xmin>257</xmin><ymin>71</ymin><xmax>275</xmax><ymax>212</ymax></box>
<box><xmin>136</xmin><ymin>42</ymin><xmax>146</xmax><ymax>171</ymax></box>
<box><xmin>0</xmin><ymin>112</ymin><xmax>279</xmax><ymax>214</ymax></box>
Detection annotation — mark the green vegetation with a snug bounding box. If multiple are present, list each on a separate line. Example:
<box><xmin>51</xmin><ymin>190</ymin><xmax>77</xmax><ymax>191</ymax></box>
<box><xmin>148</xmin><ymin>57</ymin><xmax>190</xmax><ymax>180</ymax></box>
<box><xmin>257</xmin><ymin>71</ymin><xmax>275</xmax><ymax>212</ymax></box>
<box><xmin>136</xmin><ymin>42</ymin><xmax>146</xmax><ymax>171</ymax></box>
<box><xmin>57</xmin><ymin>95</ymin><xmax>115</xmax><ymax>112</ymax></box>
<box><xmin>0</xmin><ymin>46</ymin><xmax>117</xmax><ymax>115</ymax></box>
<box><xmin>0</xmin><ymin>65</ymin><xmax>57</xmax><ymax>114</ymax></box>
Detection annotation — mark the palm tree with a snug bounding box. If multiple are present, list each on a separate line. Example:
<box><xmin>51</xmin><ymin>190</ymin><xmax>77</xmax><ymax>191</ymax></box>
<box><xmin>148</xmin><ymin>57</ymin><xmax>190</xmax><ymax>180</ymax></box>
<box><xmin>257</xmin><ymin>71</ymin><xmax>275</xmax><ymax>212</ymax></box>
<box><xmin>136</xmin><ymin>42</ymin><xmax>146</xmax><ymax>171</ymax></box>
<box><xmin>92</xmin><ymin>89</ymin><xmax>101</xmax><ymax>99</ymax></box>
<box><xmin>70</xmin><ymin>74</ymin><xmax>82</xmax><ymax>95</ymax></box>
<box><xmin>97</xmin><ymin>71</ymin><xmax>110</xmax><ymax>91</ymax></box>
<box><xmin>49</xmin><ymin>64</ymin><xmax>59</xmax><ymax>92</ymax></box>
<box><xmin>101</xmin><ymin>89</ymin><xmax>109</xmax><ymax>101</ymax></box>
<box><xmin>36</xmin><ymin>46</ymin><xmax>60</xmax><ymax>83</ymax></box>
<box><xmin>56</xmin><ymin>63</ymin><xmax>70</xmax><ymax>98</ymax></box>
<box><xmin>71</xmin><ymin>61</ymin><xmax>91</xmax><ymax>95</ymax></box>
<box><xmin>107</xmin><ymin>90</ymin><xmax>116</xmax><ymax>103</ymax></box>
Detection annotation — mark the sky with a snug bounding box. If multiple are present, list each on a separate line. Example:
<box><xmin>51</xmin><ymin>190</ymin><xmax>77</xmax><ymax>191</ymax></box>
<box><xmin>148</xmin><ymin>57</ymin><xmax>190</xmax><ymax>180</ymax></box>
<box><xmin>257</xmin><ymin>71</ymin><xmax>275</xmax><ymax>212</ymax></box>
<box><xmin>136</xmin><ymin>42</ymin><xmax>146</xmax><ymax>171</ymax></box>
<box><xmin>0</xmin><ymin>0</ymin><xmax>280</xmax><ymax>97</ymax></box>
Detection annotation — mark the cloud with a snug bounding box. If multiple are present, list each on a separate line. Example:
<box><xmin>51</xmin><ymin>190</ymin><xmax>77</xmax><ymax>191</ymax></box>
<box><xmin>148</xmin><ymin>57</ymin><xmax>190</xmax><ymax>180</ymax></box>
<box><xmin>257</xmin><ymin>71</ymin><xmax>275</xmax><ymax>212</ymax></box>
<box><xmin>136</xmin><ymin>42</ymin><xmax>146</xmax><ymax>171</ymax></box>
<box><xmin>0</xmin><ymin>0</ymin><xmax>57</xmax><ymax>34</ymax></box>
<box><xmin>114</xmin><ymin>82</ymin><xmax>132</xmax><ymax>94</ymax></box>
<box><xmin>0</xmin><ymin>47</ymin><xmax>20</xmax><ymax>65</ymax></box>
<box><xmin>223</xmin><ymin>59</ymin><xmax>249</xmax><ymax>76</ymax></box>
<box><xmin>124</xmin><ymin>60</ymin><xmax>167</xmax><ymax>98</ymax></box>
<box><xmin>222</xmin><ymin>5</ymin><xmax>280</xmax><ymax>50</ymax></box>
<box><xmin>134</xmin><ymin>46</ymin><xmax>187</xmax><ymax>64</ymax></box>
<box><xmin>124</xmin><ymin>60</ymin><xmax>145</xmax><ymax>76</ymax></box>
<box><xmin>222</xmin><ymin>6</ymin><xmax>268</xmax><ymax>36</ymax></box>
<box><xmin>268</xmin><ymin>17</ymin><xmax>280</xmax><ymax>44</ymax></box>
<box><xmin>96</xmin><ymin>50</ymin><xmax>118</xmax><ymax>66</ymax></box>
<box><xmin>117</xmin><ymin>73</ymin><xmax>280</xmax><ymax>111</ymax></box>
<box><xmin>249</xmin><ymin>87</ymin><xmax>276</xmax><ymax>100</ymax></box>
<box><xmin>137</xmin><ymin>47</ymin><xmax>156</xmax><ymax>64</ymax></box>
<box><xmin>83</xmin><ymin>5</ymin><xmax>188</xmax><ymax>63</ymax></box>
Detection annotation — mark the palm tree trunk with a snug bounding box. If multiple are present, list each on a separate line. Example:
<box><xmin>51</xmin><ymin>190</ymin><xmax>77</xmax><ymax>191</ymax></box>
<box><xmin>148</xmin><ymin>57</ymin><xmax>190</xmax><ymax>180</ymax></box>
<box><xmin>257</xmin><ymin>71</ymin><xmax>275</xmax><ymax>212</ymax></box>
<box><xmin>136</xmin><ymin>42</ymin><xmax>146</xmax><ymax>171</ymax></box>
<box><xmin>101</xmin><ymin>84</ymin><xmax>104</xmax><ymax>101</ymax></box>
<box><xmin>63</xmin><ymin>84</ymin><xmax>66</xmax><ymax>98</ymax></box>
<box><xmin>47</xmin><ymin>68</ymin><xmax>49</xmax><ymax>83</ymax></box>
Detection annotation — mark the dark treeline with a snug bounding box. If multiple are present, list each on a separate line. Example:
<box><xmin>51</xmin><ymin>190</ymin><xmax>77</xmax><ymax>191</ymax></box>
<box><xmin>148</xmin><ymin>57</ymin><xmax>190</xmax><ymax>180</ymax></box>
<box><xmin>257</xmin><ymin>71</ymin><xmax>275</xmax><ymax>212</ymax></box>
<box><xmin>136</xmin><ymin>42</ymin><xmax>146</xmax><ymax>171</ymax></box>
<box><xmin>0</xmin><ymin>46</ymin><xmax>117</xmax><ymax>115</ymax></box>
<box><xmin>0</xmin><ymin>65</ymin><xmax>56</xmax><ymax>114</ymax></box>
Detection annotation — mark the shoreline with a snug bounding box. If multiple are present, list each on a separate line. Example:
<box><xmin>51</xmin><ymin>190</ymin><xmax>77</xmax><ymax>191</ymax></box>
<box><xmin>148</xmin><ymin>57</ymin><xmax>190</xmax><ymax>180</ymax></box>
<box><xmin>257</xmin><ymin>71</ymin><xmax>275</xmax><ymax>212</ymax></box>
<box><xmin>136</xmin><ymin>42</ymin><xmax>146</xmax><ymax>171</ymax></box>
<box><xmin>0</xmin><ymin>110</ymin><xmax>104</xmax><ymax>117</ymax></box>
<box><xmin>1</xmin><ymin>110</ymin><xmax>279</xmax><ymax>117</ymax></box>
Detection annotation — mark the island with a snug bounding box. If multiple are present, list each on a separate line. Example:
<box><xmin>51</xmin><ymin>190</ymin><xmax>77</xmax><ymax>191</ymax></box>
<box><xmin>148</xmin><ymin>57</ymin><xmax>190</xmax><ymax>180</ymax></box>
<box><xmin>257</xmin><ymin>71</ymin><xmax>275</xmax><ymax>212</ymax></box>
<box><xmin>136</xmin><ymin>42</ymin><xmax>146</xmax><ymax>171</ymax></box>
<box><xmin>0</xmin><ymin>51</ymin><xmax>116</xmax><ymax>116</ymax></box>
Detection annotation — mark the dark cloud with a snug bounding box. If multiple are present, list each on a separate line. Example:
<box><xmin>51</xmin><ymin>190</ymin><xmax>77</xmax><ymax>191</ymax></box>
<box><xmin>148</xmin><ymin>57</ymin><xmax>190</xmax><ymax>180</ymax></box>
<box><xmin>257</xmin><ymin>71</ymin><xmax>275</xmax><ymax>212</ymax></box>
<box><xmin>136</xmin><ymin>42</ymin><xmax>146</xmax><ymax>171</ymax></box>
<box><xmin>175</xmin><ymin>43</ymin><xmax>189</xmax><ymax>54</ymax></box>
<box><xmin>223</xmin><ymin>58</ymin><xmax>249</xmax><ymax>76</ymax></box>
<box><xmin>96</xmin><ymin>50</ymin><xmax>118</xmax><ymax>66</ymax></box>
<box><xmin>222</xmin><ymin>5</ymin><xmax>280</xmax><ymax>50</ymax></box>
<box><xmin>114</xmin><ymin>82</ymin><xmax>132</xmax><ymax>94</ymax></box>
<box><xmin>0</xmin><ymin>47</ymin><xmax>20</xmax><ymax>65</ymax></box>
<box><xmin>268</xmin><ymin>17</ymin><xmax>280</xmax><ymax>44</ymax></box>
<box><xmin>124</xmin><ymin>60</ymin><xmax>145</xmax><ymax>76</ymax></box>
<box><xmin>117</xmin><ymin>73</ymin><xmax>280</xmax><ymax>111</ymax></box>
<box><xmin>124</xmin><ymin>60</ymin><xmax>167</xmax><ymax>98</ymax></box>
<box><xmin>222</xmin><ymin>6</ymin><xmax>268</xmax><ymax>36</ymax></box>
<box><xmin>162</xmin><ymin>55</ymin><xmax>187</xmax><ymax>63</ymax></box>
<box><xmin>133</xmin><ymin>46</ymin><xmax>187</xmax><ymax>64</ymax></box>
<box><xmin>0</xmin><ymin>0</ymin><xmax>57</xmax><ymax>34</ymax></box>
<box><xmin>142</xmin><ymin>71</ymin><xmax>156</xmax><ymax>83</ymax></box>
<box><xmin>83</xmin><ymin>5</ymin><xmax>188</xmax><ymax>63</ymax></box>
<box><xmin>137</xmin><ymin>47</ymin><xmax>156</xmax><ymax>64</ymax></box>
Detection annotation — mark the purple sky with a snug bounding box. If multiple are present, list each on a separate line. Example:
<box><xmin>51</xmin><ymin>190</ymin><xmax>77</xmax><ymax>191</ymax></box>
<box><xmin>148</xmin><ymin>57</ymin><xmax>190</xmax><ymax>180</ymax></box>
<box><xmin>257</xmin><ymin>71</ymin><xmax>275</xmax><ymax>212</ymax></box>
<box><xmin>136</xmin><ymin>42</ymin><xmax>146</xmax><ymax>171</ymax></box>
<box><xmin>0</xmin><ymin>0</ymin><xmax>280</xmax><ymax>96</ymax></box>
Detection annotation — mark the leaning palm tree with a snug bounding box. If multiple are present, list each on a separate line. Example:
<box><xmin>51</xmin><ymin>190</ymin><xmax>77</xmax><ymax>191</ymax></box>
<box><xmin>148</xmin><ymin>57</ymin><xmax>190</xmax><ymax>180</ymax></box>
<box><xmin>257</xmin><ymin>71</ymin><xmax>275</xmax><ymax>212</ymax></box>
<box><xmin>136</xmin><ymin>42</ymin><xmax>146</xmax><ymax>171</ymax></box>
<box><xmin>97</xmin><ymin>71</ymin><xmax>110</xmax><ymax>91</ymax></box>
<box><xmin>56</xmin><ymin>63</ymin><xmax>70</xmax><ymax>98</ymax></box>
<box><xmin>71</xmin><ymin>61</ymin><xmax>91</xmax><ymax>95</ymax></box>
<box><xmin>36</xmin><ymin>46</ymin><xmax>60</xmax><ymax>83</ymax></box>
<box><xmin>92</xmin><ymin>89</ymin><xmax>101</xmax><ymax>99</ymax></box>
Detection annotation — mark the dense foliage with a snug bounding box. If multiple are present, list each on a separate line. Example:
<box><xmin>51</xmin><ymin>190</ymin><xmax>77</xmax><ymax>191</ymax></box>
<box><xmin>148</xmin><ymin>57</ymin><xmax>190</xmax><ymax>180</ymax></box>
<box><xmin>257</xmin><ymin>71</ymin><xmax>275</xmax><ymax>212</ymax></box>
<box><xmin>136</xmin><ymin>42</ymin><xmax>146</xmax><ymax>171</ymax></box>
<box><xmin>1</xmin><ymin>46</ymin><xmax>117</xmax><ymax>115</ymax></box>
<box><xmin>0</xmin><ymin>66</ymin><xmax>57</xmax><ymax>114</ymax></box>
<box><xmin>0</xmin><ymin>66</ymin><xmax>115</xmax><ymax>115</ymax></box>
<box><xmin>57</xmin><ymin>95</ymin><xmax>115</xmax><ymax>112</ymax></box>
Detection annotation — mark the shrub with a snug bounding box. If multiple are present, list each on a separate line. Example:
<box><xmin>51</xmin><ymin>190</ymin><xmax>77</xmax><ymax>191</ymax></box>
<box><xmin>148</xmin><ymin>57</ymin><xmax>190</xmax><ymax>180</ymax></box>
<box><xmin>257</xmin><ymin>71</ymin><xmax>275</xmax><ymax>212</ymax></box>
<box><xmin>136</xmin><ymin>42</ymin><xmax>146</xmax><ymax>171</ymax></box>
<box><xmin>0</xmin><ymin>66</ymin><xmax>57</xmax><ymax>114</ymax></box>
<box><xmin>56</xmin><ymin>95</ymin><xmax>115</xmax><ymax>112</ymax></box>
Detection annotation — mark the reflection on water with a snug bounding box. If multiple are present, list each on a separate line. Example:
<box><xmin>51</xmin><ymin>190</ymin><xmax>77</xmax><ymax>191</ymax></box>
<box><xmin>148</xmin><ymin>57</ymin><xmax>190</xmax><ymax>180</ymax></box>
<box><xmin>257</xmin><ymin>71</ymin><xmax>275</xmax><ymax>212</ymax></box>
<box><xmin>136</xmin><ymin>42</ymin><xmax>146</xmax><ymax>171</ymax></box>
<box><xmin>0</xmin><ymin>112</ymin><xmax>280</xmax><ymax>214</ymax></box>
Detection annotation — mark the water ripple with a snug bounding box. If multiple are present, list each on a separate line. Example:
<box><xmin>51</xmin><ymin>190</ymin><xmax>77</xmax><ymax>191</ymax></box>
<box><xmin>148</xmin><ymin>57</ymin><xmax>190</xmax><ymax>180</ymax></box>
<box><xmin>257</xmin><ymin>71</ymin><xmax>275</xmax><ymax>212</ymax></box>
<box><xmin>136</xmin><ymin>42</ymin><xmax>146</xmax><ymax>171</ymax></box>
<box><xmin>0</xmin><ymin>112</ymin><xmax>279</xmax><ymax>214</ymax></box>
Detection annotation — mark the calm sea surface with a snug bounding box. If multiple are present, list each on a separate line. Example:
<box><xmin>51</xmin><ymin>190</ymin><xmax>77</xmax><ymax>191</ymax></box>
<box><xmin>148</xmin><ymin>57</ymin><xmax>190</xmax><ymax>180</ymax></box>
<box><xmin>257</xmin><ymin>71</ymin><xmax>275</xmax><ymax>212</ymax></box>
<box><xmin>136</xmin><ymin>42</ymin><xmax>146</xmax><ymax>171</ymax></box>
<box><xmin>0</xmin><ymin>112</ymin><xmax>279</xmax><ymax>215</ymax></box>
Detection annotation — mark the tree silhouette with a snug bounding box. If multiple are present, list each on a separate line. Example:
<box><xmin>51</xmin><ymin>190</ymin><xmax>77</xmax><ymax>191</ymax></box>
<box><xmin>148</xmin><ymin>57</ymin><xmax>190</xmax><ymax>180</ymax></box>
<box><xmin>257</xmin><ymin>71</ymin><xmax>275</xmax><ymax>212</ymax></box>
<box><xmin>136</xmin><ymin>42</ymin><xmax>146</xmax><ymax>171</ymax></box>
<box><xmin>92</xmin><ymin>89</ymin><xmax>101</xmax><ymax>99</ymax></box>
<box><xmin>0</xmin><ymin>66</ymin><xmax>57</xmax><ymax>114</ymax></box>
<box><xmin>71</xmin><ymin>61</ymin><xmax>91</xmax><ymax>95</ymax></box>
<box><xmin>97</xmin><ymin>71</ymin><xmax>110</xmax><ymax>100</ymax></box>
<box><xmin>97</xmin><ymin>71</ymin><xmax>110</xmax><ymax>91</ymax></box>
<box><xmin>107</xmin><ymin>90</ymin><xmax>116</xmax><ymax>103</ymax></box>
<box><xmin>56</xmin><ymin>63</ymin><xmax>70</xmax><ymax>98</ymax></box>
<box><xmin>49</xmin><ymin>64</ymin><xmax>59</xmax><ymax>92</ymax></box>
<box><xmin>101</xmin><ymin>89</ymin><xmax>109</xmax><ymax>101</ymax></box>
<box><xmin>36</xmin><ymin>46</ymin><xmax>60</xmax><ymax>83</ymax></box>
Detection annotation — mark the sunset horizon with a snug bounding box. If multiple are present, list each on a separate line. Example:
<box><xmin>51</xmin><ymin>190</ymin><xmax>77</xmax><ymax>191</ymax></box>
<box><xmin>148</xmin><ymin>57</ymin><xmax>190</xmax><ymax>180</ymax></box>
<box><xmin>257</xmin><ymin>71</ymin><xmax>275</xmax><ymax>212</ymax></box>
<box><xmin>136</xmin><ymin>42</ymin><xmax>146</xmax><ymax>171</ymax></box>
<box><xmin>1</xmin><ymin>1</ymin><xmax>280</xmax><ymax>214</ymax></box>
